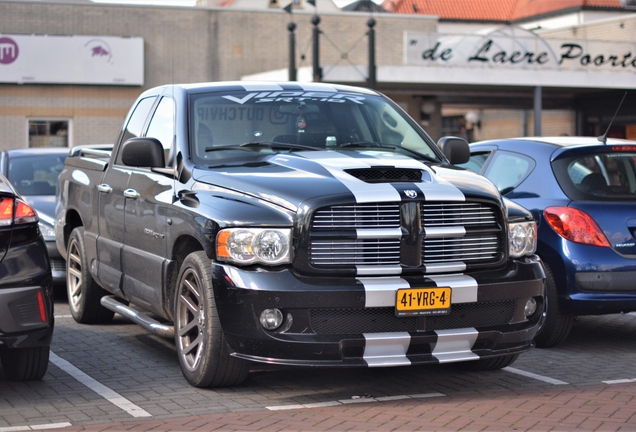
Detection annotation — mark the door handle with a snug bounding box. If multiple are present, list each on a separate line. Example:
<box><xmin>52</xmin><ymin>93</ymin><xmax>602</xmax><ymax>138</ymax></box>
<box><xmin>97</xmin><ymin>184</ymin><xmax>112</xmax><ymax>194</ymax></box>
<box><xmin>124</xmin><ymin>189</ymin><xmax>140</xmax><ymax>200</ymax></box>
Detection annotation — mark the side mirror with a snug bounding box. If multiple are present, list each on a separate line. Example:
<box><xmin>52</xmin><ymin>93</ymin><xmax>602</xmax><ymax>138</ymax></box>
<box><xmin>121</xmin><ymin>137</ymin><xmax>165</xmax><ymax>168</ymax></box>
<box><xmin>437</xmin><ymin>136</ymin><xmax>470</xmax><ymax>165</ymax></box>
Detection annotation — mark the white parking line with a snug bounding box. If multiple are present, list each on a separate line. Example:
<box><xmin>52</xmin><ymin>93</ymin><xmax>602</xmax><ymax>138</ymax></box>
<box><xmin>603</xmin><ymin>378</ymin><xmax>636</xmax><ymax>384</ymax></box>
<box><xmin>266</xmin><ymin>392</ymin><xmax>445</xmax><ymax>411</ymax></box>
<box><xmin>49</xmin><ymin>352</ymin><xmax>152</xmax><ymax>418</ymax></box>
<box><xmin>0</xmin><ymin>423</ymin><xmax>72</xmax><ymax>431</ymax></box>
<box><xmin>504</xmin><ymin>367</ymin><xmax>569</xmax><ymax>385</ymax></box>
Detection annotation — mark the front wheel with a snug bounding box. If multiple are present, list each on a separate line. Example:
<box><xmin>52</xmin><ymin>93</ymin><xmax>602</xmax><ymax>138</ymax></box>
<box><xmin>174</xmin><ymin>251</ymin><xmax>249</xmax><ymax>388</ymax></box>
<box><xmin>0</xmin><ymin>346</ymin><xmax>50</xmax><ymax>381</ymax></box>
<box><xmin>66</xmin><ymin>227</ymin><xmax>114</xmax><ymax>324</ymax></box>
<box><xmin>533</xmin><ymin>263</ymin><xmax>573</xmax><ymax>348</ymax></box>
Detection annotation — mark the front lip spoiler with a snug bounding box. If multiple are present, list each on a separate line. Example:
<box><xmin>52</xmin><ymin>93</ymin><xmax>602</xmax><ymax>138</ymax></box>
<box><xmin>231</xmin><ymin>343</ymin><xmax>534</xmax><ymax>368</ymax></box>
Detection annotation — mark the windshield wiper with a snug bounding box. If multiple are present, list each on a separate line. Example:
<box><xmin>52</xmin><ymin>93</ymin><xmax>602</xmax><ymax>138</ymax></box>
<box><xmin>205</xmin><ymin>141</ymin><xmax>319</xmax><ymax>152</ymax></box>
<box><xmin>336</xmin><ymin>142</ymin><xmax>439</xmax><ymax>162</ymax></box>
<box><xmin>241</xmin><ymin>141</ymin><xmax>320</xmax><ymax>151</ymax></box>
<box><xmin>204</xmin><ymin>145</ymin><xmax>244</xmax><ymax>152</ymax></box>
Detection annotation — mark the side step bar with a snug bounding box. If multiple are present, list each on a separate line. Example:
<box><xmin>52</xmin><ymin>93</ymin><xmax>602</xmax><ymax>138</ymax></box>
<box><xmin>100</xmin><ymin>296</ymin><xmax>174</xmax><ymax>339</ymax></box>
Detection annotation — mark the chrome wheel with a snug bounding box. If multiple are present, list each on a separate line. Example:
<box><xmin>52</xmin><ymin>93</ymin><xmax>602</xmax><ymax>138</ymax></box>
<box><xmin>66</xmin><ymin>236</ymin><xmax>83</xmax><ymax>314</ymax></box>
<box><xmin>173</xmin><ymin>251</ymin><xmax>249</xmax><ymax>387</ymax></box>
<box><xmin>176</xmin><ymin>267</ymin><xmax>205</xmax><ymax>372</ymax></box>
<box><xmin>65</xmin><ymin>227</ymin><xmax>113</xmax><ymax>324</ymax></box>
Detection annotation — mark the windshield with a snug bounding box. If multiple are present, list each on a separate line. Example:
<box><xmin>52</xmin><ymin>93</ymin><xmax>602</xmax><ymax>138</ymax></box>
<box><xmin>8</xmin><ymin>154</ymin><xmax>66</xmax><ymax>196</ymax></box>
<box><xmin>189</xmin><ymin>90</ymin><xmax>440</xmax><ymax>164</ymax></box>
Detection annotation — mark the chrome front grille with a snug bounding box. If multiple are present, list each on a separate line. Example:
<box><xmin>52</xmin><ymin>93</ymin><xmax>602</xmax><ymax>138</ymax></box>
<box><xmin>308</xmin><ymin>201</ymin><xmax>503</xmax><ymax>272</ymax></box>
<box><xmin>422</xmin><ymin>202</ymin><xmax>497</xmax><ymax>227</ymax></box>
<box><xmin>423</xmin><ymin>235</ymin><xmax>499</xmax><ymax>263</ymax></box>
<box><xmin>312</xmin><ymin>203</ymin><xmax>400</xmax><ymax>229</ymax></box>
<box><xmin>310</xmin><ymin>239</ymin><xmax>400</xmax><ymax>266</ymax></box>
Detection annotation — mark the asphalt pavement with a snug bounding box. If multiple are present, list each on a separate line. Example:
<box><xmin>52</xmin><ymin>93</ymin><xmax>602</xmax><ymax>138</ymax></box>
<box><xmin>1</xmin><ymin>294</ymin><xmax>636</xmax><ymax>431</ymax></box>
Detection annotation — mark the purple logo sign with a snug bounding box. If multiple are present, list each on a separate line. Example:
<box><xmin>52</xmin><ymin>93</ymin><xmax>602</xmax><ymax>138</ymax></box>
<box><xmin>91</xmin><ymin>45</ymin><xmax>109</xmax><ymax>57</ymax></box>
<box><xmin>85</xmin><ymin>39</ymin><xmax>113</xmax><ymax>65</ymax></box>
<box><xmin>0</xmin><ymin>37</ymin><xmax>19</xmax><ymax>65</ymax></box>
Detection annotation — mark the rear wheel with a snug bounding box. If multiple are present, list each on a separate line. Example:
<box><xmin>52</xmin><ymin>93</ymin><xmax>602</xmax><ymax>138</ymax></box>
<box><xmin>463</xmin><ymin>354</ymin><xmax>519</xmax><ymax>371</ymax></box>
<box><xmin>534</xmin><ymin>263</ymin><xmax>573</xmax><ymax>348</ymax></box>
<box><xmin>174</xmin><ymin>251</ymin><xmax>249</xmax><ymax>388</ymax></box>
<box><xmin>0</xmin><ymin>346</ymin><xmax>50</xmax><ymax>381</ymax></box>
<box><xmin>67</xmin><ymin>227</ymin><xmax>114</xmax><ymax>324</ymax></box>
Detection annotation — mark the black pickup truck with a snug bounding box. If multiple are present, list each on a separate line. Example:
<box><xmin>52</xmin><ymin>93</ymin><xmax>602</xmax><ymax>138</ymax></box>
<box><xmin>56</xmin><ymin>81</ymin><xmax>544</xmax><ymax>388</ymax></box>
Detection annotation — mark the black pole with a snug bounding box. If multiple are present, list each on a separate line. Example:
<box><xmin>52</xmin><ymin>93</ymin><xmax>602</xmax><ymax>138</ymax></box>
<box><xmin>311</xmin><ymin>15</ymin><xmax>322</xmax><ymax>82</ymax></box>
<box><xmin>534</xmin><ymin>86</ymin><xmax>542</xmax><ymax>136</ymax></box>
<box><xmin>288</xmin><ymin>22</ymin><xmax>297</xmax><ymax>81</ymax></box>
<box><xmin>367</xmin><ymin>18</ymin><xmax>376</xmax><ymax>89</ymax></box>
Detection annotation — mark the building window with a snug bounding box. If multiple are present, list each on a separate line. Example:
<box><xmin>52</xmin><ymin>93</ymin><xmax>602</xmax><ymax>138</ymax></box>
<box><xmin>28</xmin><ymin>119</ymin><xmax>71</xmax><ymax>148</ymax></box>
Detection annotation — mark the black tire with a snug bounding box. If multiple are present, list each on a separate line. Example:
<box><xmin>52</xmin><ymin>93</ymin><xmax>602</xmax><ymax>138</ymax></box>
<box><xmin>534</xmin><ymin>263</ymin><xmax>574</xmax><ymax>348</ymax></box>
<box><xmin>66</xmin><ymin>227</ymin><xmax>114</xmax><ymax>324</ymax></box>
<box><xmin>463</xmin><ymin>354</ymin><xmax>519</xmax><ymax>371</ymax></box>
<box><xmin>174</xmin><ymin>251</ymin><xmax>250</xmax><ymax>388</ymax></box>
<box><xmin>0</xmin><ymin>346</ymin><xmax>50</xmax><ymax>381</ymax></box>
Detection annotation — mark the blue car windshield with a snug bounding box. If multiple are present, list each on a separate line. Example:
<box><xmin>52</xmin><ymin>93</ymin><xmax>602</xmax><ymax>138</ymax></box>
<box><xmin>188</xmin><ymin>90</ymin><xmax>439</xmax><ymax>164</ymax></box>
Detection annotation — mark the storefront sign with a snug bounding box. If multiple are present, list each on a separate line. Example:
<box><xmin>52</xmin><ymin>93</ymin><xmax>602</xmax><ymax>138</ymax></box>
<box><xmin>0</xmin><ymin>34</ymin><xmax>144</xmax><ymax>85</ymax></box>
<box><xmin>405</xmin><ymin>27</ymin><xmax>636</xmax><ymax>73</ymax></box>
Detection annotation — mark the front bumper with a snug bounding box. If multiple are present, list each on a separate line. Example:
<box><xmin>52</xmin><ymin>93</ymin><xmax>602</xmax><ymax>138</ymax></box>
<box><xmin>212</xmin><ymin>256</ymin><xmax>545</xmax><ymax>367</ymax></box>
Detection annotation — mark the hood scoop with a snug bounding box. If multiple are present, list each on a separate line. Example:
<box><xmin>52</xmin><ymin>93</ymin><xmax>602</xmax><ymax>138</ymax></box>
<box><xmin>345</xmin><ymin>167</ymin><xmax>423</xmax><ymax>183</ymax></box>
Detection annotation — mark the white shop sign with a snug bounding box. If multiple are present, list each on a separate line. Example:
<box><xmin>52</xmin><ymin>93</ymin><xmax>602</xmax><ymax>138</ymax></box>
<box><xmin>0</xmin><ymin>34</ymin><xmax>144</xmax><ymax>85</ymax></box>
<box><xmin>405</xmin><ymin>27</ymin><xmax>636</xmax><ymax>74</ymax></box>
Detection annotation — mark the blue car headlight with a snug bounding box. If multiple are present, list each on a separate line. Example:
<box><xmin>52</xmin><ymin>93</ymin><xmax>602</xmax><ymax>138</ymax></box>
<box><xmin>508</xmin><ymin>221</ymin><xmax>537</xmax><ymax>258</ymax></box>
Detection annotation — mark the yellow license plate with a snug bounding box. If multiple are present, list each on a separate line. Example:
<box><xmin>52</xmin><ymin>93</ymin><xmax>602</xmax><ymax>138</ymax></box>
<box><xmin>395</xmin><ymin>287</ymin><xmax>451</xmax><ymax>317</ymax></box>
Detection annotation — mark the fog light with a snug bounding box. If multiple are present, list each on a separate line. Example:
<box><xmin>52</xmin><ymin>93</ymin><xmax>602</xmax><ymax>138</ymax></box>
<box><xmin>525</xmin><ymin>298</ymin><xmax>537</xmax><ymax>317</ymax></box>
<box><xmin>260</xmin><ymin>308</ymin><xmax>283</xmax><ymax>330</ymax></box>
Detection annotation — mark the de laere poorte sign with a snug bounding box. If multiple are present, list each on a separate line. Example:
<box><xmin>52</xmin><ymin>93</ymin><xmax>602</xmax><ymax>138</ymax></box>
<box><xmin>0</xmin><ymin>34</ymin><xmax>144</xmax><ymax>85</ymax></box>
<box><xmin>405</xmin><ymin>26</ymin><xmax>636</xmax><ymax>73</ymax></box>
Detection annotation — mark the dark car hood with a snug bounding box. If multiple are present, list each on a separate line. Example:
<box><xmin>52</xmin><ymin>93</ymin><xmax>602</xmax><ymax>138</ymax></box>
<box><xmin>192</xmin><ymin>150</ymin><xmax>502</xmax><ymax>211</ymax></box>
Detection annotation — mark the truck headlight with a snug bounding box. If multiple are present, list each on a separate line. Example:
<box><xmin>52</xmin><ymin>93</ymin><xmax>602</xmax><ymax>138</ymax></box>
<box><xmin>216</xmin><ymin>228</ymin><xmax>291</xmax><ymax>265</ymax></box>
<box><xmin>508</xmin><ymin>221</ymin><xmax>537</xmax><ymax>258</ymax></box>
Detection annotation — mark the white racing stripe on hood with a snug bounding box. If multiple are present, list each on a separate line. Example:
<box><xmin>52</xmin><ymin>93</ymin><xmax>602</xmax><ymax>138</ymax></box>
<box><xmin>363</xmin><ymin>332</ymin><xmax>412</xmax><ymax>367</ymax></box>
<box><xmin>300</xmin><ymin>151</ymin><xmax>399</xmax><ymax>203</ymax></box>
<box><xmin>358</xmin><ymin>276</ymin><xmax>409</xmax><ymax>307</ymax></box>
<box><xmin>428</xmin><ymin>274</ymin><xmax>478</xmax><ymax>304</ymax></box>
<box><xmin>433</xmin><ymin>328</ymin><xmax>479</xmax><ymax>363</ymax></box>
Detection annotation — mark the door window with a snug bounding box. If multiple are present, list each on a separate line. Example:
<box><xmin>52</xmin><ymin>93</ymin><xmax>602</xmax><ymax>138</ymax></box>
<box><xmin>145</xmin><ymin>97</ymin><xmax>175</xmax><ymax>167</ymax></box>
<box><xmin>116</xmin><ymin>96</ymin><xmax>157</xmax><ymax>165</ymax></box>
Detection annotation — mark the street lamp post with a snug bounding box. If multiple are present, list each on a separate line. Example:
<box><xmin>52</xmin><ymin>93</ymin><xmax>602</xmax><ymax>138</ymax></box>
<box><xmin>288</xmin><ymin>21</ymin><xmax>297</xmax><ymax>81</ymax></box>
<box><xmin>367</xmin><ymin>18</ymin><xmax>376</xmax><ymax>89</ymax></box>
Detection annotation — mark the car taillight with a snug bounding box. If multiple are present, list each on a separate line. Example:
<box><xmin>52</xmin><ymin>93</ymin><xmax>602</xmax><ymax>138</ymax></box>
<box><xmin>0</xmin><ymin>197</ymin><xmax>38</xmax><ymax>226</ymax></box>
<box><xmin>544</xmin><ymin>206</ymin><xmax>610</xmax><ymax>247</ymax></box>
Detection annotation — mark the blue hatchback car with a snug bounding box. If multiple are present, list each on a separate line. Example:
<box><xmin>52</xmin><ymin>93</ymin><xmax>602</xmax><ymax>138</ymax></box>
<box><xmin>462</xmin><ymin>137</ymin><xmax>636</xmax><ymax>347</ymax></box>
